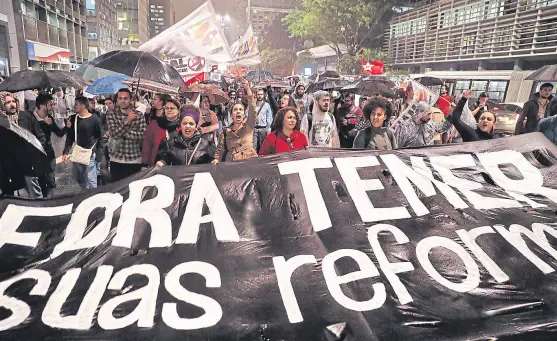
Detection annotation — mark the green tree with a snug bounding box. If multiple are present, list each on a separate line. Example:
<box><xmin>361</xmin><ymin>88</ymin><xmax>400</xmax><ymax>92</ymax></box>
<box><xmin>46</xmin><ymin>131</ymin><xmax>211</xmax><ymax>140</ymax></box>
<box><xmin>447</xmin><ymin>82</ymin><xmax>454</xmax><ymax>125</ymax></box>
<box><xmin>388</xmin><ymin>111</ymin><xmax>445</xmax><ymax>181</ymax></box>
<box><xmin>259</xmin><ymin>48</ymin><xmax>297</xmax><ymax>76</ymax></box>
<box><xmin>283</xmin><ymin>0</ymin><xmax>394</xmax><ymax>59</ymax></box>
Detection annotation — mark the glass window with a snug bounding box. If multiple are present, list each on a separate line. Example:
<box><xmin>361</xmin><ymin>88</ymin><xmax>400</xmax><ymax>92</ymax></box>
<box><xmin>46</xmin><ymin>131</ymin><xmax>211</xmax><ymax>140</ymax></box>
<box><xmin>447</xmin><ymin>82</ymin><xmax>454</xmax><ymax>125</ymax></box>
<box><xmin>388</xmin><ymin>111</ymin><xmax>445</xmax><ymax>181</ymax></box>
<box><xmin>454</xmin><ymin>80</ymin><xmax>471</xmax><ymax>99</ymax></box>
<box><xmin>487</xmin><ymin>81</ymin><xmax>508</xmax><ymax>102</ymax></box>
<box><xmin>470</xmin><ymin>80</ymin><xmax>488</xmax><ymax>99</ymax></box>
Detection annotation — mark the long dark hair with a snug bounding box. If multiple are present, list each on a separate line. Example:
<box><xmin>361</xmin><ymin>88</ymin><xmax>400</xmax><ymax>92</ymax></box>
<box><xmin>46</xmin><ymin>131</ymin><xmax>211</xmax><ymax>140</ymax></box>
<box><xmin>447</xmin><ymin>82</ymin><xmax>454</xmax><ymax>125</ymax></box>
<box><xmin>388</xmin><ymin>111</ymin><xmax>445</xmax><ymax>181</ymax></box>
<box><xmin>271</xmin><ymin>106</ymin><xmax>300</xmax><ymax>132</ymax></box>
<box><xmin>281</xmin><ymin>93</ymin><xmax>296</xmax><ymax>108</ymax></box>
<box><xmin>363</xmin><ymin>100</ymin><xmax>390</xmax><ymax>127</ymax></box>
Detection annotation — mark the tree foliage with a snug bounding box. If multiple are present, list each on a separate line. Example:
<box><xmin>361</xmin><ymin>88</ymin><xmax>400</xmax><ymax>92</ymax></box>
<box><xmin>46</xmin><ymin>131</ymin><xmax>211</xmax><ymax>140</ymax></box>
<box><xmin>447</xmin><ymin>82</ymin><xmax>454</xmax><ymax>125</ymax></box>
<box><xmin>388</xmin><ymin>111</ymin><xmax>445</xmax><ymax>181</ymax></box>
<box><xmin>260</xmin><ymin>48</ymin><xmax>297</xmax><ymax>76</ymax></box>
<box><xmin>294</xmin><ymin>51</ymin><xmax>317</xmax><ymax>73</ymax></box>
<box><xmin>283</xmin><ymin>0</ymin><xmax>394</xmax><ymax>58</ymax></box>
<box><xmin>259</xmin><ymin>14</ymin><xmax>300</xmax><ymax>51</ymax></box>
<box><xmin>335</xmin><ymin>48</ymin><xmax>389</xmax><ymax>74</ymax></box>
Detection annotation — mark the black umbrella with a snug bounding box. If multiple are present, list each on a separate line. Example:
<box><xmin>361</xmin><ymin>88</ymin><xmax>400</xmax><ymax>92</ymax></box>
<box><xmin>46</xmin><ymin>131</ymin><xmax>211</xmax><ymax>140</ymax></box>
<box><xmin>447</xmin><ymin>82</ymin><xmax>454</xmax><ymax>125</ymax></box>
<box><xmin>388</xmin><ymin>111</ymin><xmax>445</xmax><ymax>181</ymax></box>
<box><xmin>306</xmin><ymin>78</ymin><xmax>348</xmax><ymax>93</ymax></box>
<box><xmin>415</xmin><ymin>76</ymin><xmax>444</xmax><ymax>86</ymax></box>
<box><xmin>0</xmin><ymin>116</ymin><xmax>50</xmax><ymax>178</ymax></box>
<box><xmin>316</xmin><ymin>70</ymin><xmax>340</xmax><ymax>82</ymax></box>
<box><xmin>87</xmin><ymin>50</ymin><xmax>186</xmax><ymax>88</ymax></box>
<box><xmin>245</xmin><ymin>70</ymin><xmax>280</xmax><ymax>83</ymax></box>
<box><xmin>0</xmin><ymin>70</ymin><xmax>89</xmax><ymax>92</ymax></box>
<box><xmin>341</xmin><ymin>79</ymin><xmax>396</xmax><ymax>98</ymax></box>
<box><xmin>526</xmin><ymin>65</ymin><xmax>557</xmax><ymax>81</ymax></box>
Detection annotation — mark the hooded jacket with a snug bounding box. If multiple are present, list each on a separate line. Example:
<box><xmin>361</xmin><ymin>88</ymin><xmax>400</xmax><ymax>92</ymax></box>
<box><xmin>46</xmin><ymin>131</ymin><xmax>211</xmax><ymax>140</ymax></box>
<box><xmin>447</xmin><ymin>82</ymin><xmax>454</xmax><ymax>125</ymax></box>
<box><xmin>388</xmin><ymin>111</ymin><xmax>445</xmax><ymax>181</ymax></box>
<box><xmin>515</xmin><ymin>92</ymin><xmax>554</xmax><ymax>134</ymax></box>
<box><xmin>156</xmin><ymin>131</ymin><xmax>214</xmax><ymax>166</ymax></box>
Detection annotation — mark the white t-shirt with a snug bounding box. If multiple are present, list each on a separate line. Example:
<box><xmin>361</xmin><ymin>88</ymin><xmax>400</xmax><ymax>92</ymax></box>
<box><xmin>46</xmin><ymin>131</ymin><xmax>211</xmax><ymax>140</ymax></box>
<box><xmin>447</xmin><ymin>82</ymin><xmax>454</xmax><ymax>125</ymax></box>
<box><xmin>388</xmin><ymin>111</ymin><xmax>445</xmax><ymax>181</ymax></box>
<box><xmin>308</xmin><ymin>112</ymin><xmax>337</xmax><ymax>148</ymax></box>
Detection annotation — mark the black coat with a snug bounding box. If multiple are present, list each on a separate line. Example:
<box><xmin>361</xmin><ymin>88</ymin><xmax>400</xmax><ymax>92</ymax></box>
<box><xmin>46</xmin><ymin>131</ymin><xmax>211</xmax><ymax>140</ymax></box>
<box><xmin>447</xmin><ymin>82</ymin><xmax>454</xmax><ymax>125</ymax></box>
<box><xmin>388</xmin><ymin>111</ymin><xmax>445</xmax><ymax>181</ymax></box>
<box><xmin>37</xmin><ymin>114</ymin><xmax>67</xmax><ymax>160</ymax></box>
<box><xmin>18</xmin><ymin>110</ymin><xmax>47</xmax><ymax>147</ymax></box>
<box><xmin>156</xmin><ymin>131</ymin><xmax>214</xmax><ymax>166</ymax></box>
<box><xmin>516</xmin><ymin>93</ymin><xmax>554</xmax><ymax>134</ymax></box>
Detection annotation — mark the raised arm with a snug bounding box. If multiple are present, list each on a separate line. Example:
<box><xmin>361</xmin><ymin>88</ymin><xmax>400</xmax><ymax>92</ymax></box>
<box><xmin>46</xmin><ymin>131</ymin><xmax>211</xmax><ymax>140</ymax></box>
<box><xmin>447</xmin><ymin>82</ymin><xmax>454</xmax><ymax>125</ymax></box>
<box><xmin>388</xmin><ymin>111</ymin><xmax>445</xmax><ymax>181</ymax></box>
<box><xmin>240</xmin><ymin>77</ymin><xmax>257</xmax><ymax>131</ymax></box>
<box><xmin>451</xmin><ymin>91</ymin><xmax>478</xmax><ymax>142</ymax></box>
<box><xmin>266</xmin><ymin>86</ymin><xmax>280</xmax><ymax>116</ymax></box>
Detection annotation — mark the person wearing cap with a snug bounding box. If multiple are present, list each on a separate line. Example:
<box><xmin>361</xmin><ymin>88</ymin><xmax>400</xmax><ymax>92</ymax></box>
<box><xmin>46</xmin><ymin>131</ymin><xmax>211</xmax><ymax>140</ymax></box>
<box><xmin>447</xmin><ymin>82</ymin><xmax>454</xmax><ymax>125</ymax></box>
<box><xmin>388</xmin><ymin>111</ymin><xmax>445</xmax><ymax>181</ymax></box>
<box><xmin>470</xmin><ymin>92</ymin><xmax>489</xmax><ymax>122</ymax></box>
<box><xmin>155</xmin><ymin>104</ymin><xmax>215</xmax><ymax>166</ymax></box>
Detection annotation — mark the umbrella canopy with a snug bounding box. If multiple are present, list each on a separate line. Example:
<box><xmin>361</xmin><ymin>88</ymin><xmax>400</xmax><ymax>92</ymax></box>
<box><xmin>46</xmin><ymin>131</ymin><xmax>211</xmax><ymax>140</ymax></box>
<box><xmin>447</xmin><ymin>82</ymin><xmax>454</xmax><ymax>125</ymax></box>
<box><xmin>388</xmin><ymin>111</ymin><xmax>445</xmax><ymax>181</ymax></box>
<box><xmin>341</xmin><ymin>79</ymin><xmax>396</xmax><ymax>98</ymax></box>
<box><xmin>414</xmin><ymin>76</ymin><xmax>444</xmax><ymax>86</ymax></box>
<box><xmin>526</xmin><ymin>65</ymin><xmax>557</xmax><ymax>81</ymax></box>
<box><xmin>245</xmin><ymin>70</ymin><xmax>280</xmax><ymax>83</ymax></box>
<box><xmin>316</xmin><ymin>70</ymin><xmax>340</xmax><ymax>82</ymax></box>
<box><xmin>74</xmin><ymin>63</ymin><xmax>119</xmax><ymax>82</ymax></box>
<box><xmin>85</xmin><ymin>74</ymin><xmax>128</xmax><ymax>95</ymax></box>
<box><xmin>88</xmin><ymin>50</ymin><xmax>186</xmax><ymax>88</ymax></box>
<box><xmin>0</xmin><ymin>116</ymin><xmax>50</xmax><ymax>177</ymax></box>
<box><xmin>124</xmin><ymin>78</ymin><xmax>180</xmax><ymax>95</ymax></box>
<box><xmin>306</xmin><ymin>78</ymin><xmax>348</xmax><ymax>93</ymax></box>
<box><xmin>255</xmin><ymin>80</ymin><xmax>291</xmax><ymax>90</ymax></box>
<box><xmin>182</xmin><ymin>83</ymin><xmax>230</xmax><ymax>104</ymax></box>
<box><xmin>0</xmin><ymin>70</ymin><xmax>89</xmax><ymax>92</ymax></box>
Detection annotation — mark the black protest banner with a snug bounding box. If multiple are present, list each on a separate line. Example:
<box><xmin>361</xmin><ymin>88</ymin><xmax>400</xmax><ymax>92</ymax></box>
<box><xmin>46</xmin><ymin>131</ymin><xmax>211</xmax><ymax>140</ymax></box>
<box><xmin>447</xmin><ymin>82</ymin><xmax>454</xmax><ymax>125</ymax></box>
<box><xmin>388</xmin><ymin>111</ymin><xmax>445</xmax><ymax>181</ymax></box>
<box><xmin>1</xmin><ymin>133</ymin><xmax>557</xmax><ymax>341</ymax></box>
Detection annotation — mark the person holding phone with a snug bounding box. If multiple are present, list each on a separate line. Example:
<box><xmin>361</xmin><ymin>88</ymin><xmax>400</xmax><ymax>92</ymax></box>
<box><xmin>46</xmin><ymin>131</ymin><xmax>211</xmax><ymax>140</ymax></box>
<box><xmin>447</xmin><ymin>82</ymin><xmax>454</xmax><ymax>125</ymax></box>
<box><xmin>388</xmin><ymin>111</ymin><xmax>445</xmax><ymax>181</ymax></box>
<box><xmin>470</xmin><ymin>92</ymin><xmax>489</xmax><ymax>122</ymax></box>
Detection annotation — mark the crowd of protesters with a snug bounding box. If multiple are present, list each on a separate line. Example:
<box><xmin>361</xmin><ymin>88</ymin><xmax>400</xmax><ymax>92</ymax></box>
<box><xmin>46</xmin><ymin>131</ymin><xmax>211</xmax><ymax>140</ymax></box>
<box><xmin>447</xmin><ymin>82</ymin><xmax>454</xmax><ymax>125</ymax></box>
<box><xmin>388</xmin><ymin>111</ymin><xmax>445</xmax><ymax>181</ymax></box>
<box><xmin>0</xmin><ymin>75</ymin><xmax>556</xmax><ymax>198</ymax></box>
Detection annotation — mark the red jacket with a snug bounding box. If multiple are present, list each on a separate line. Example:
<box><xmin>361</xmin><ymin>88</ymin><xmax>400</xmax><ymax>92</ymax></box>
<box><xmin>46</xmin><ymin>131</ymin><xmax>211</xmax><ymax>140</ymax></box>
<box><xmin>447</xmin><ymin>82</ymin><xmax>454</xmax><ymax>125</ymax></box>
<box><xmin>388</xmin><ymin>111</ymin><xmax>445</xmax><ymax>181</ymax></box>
<box><xmin>259</xmin><ymin>130</ymin><xmax>308</xmax><ymax>156</ymax></box>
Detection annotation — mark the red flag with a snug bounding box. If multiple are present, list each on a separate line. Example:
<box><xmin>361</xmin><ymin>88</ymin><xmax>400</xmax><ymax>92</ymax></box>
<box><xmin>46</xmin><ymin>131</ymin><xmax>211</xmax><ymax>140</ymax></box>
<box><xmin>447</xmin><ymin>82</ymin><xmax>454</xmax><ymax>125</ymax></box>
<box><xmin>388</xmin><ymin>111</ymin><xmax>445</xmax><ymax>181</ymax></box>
<box><xmin>184</xmin><ymin>72</ymin><xmax>206</xmax><ymax>86</ymax></box>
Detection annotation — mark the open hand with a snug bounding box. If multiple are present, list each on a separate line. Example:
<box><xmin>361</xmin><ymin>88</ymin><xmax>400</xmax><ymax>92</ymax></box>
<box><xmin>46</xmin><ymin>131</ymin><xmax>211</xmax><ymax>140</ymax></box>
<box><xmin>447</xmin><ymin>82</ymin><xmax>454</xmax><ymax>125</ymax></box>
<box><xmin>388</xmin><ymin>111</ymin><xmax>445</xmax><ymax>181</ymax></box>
<box><xmin>463</xmin><ymin>90</ymin><xmax>473</xmax><ymax>99</ymax></box>
<box><xmin>62</xmin><ymin>154</ymin><xmax>69</xmax><ymax>164</ymax></box>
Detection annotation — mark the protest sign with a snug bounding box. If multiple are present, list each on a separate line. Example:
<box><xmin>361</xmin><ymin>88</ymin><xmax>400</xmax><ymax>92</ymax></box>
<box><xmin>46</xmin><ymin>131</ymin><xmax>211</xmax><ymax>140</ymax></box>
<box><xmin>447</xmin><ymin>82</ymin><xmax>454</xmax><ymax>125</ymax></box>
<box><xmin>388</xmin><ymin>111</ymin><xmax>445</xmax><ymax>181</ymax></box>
<box><xmin>1</xmin><ymin>133</ymin><xmax>557</xmax><ymax>340</ymax></box>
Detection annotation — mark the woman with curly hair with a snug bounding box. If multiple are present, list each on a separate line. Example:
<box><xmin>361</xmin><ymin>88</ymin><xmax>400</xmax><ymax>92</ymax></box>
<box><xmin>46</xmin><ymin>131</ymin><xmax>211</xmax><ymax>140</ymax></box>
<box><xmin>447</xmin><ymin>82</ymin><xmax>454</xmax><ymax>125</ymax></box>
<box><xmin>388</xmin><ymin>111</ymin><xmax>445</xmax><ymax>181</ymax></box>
<box><xmin>353</xmin><ymin>99</ymin><xmax>397</xmax><ymax>150</ymax></box>
<box><xmin>259</xmin><ymin>106</ymin><xmax>308</xmax><ymax>156</ymax></box>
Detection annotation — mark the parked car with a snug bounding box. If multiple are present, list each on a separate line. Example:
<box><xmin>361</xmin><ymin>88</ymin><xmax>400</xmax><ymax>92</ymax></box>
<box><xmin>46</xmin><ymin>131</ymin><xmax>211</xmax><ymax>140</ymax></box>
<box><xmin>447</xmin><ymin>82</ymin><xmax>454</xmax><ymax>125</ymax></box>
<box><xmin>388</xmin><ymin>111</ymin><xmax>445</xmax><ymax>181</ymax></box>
<box><xmin>488</xmin><ymin>101</ymin><xmax>523</xmax><ymax>136</ymax></box>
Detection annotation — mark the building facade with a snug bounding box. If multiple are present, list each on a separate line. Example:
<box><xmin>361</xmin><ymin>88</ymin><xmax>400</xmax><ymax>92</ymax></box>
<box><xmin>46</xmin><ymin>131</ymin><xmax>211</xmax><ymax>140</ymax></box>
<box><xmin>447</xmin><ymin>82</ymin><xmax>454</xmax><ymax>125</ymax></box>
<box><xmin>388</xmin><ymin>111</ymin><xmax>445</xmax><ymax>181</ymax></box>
<box><xmin>148</xmin><ymin>0</ymin><xmax>175</xmax><ymax>38</ymax></box>
<box><xmin>385</xmin><ymin>0</ymin><xmax>557</xmax><ymax>102</ymax></box>
<box><xmin>10</xmin><ymin>0</ymin><xmax>88</xmax><ymax>71</ymax></box>
<box><xmin>86</xmin><ymin>0</ymin><xmax>118</xmax><ymax>61</ymax></box>
<box><xmin>117</xmin><ymin>0</ymin><xmax>149</xmax><ymax>49</ymax></box>
<box><xmin>246</xmin><ymin>0</ymin><xmax>299</xmax><ymax>37</ymax></box>
<box><xmin>0</xmin><ymin>0</ymin><xmax>20</xmax><ymax>76</ymax></box>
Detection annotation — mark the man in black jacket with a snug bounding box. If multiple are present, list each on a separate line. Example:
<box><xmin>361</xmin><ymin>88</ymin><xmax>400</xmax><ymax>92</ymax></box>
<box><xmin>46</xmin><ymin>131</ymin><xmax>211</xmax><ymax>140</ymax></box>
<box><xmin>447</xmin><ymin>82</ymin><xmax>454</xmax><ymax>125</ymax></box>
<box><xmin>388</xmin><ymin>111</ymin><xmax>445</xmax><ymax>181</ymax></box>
<box><xmin>34</xmin><ymin>93</ymin><xmax>68</xmax><ymax>197</ymax></box>
<box><xmin>515</xmin><ymin>83</ymin><xmax>554</xmax><ymax>135</ymax></box>
<box><xmin>1</xmin><ymin>93</ymin><xmax>47</xmax><ymax>197</ymax></box>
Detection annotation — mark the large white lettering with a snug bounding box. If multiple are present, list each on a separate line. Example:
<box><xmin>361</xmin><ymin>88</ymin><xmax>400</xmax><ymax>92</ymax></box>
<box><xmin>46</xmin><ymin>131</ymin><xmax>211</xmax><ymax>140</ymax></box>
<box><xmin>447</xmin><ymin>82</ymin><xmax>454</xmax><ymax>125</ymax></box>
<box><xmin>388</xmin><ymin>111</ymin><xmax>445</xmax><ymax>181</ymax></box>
<box><xmin>176</xmin><ymin>172</ymin><xmax>239</xmax><ymax>244</ymax></box>
<box><xmin>0</xmin><ymin>204</ymin><xmax>72</xmax><ymax>250</ymax></box>
<box><xmin>51</xmin><ymin>194</ymin><xmax>123</xmax><ymax>258</ymax></box>
<box><xmin>97</xmin><ymin>264</ymin><xmax>160</xmax><ymax>330</ymax></box>
<box><xmin>272</xmin><ymin>255</ymin><xmax>318</xmax><ymax>323</ymax></box>
<box><xmin>335</xmin><ymin>156</ymin><xmax>410</xmax><ymax>222</ymax></box>
<box><xmin>278</xmin><ymin>158</ymin><xmax>333</xmax><ymax>232</ymax></box>
<box><xmin>112</xmin><ymin>175</ymin><xmax>174</xmax><ymax>248</ymax></box>
<box><xmin>322</xmin><ymin>249</ymin><xmax>386</xmax><ymax>311</ymax></box>
<box><xmin>42</xmin><ymin>266</ymin><xmax>113</xmax><ymax>329</ymax></box>
<box><xmin>430</xmin><ymin>154</ymin><xmax>522</xmax><ymax>210</ymax></box>
<box><xmin>416</xmin><ymin>236</ymin><xmax>480</xmax><ymax>292</ymax></box>
<box><xmin>495</xmin><ymin>223</ymin><xmax>557</xmax><ymax>274</ymax></box>
<box><xmin>477</xmin><ymin>150</ymin><xmax>557</xmax><ymax>208</ymax></box>
<box><xmin>0</xmin><ymin>269</ymin><xmax>51</xmax><ymax>331</ymax></box>
<box><xmin>367</xmin><ymin>224</ymin><xmax>415</xmax><ymax>304</ymax></box>
<box><xmin>162</xmin><ymin>261</ymin><xmax>222</xmax><ymax>329</ymax></box>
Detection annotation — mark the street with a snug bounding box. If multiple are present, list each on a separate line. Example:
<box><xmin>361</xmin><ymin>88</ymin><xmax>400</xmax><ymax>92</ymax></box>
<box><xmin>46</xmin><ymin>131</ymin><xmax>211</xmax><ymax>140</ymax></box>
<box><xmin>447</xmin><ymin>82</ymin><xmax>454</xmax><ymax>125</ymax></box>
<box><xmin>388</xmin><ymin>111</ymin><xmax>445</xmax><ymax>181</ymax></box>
<box><xmin>51</xmin><ymin>134</ymin><xmax>82</xmax><ymax>197</ymax></box>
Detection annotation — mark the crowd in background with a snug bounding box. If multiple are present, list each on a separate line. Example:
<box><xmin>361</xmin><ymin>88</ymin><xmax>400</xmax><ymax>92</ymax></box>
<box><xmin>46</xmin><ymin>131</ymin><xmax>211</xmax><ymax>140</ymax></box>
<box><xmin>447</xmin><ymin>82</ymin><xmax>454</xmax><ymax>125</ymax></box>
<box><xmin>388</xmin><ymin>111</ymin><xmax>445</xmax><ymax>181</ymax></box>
<box><xmin>1</xmin><ymin>77</ymin><xmax>556</xmax><ymax>199</ymax></box>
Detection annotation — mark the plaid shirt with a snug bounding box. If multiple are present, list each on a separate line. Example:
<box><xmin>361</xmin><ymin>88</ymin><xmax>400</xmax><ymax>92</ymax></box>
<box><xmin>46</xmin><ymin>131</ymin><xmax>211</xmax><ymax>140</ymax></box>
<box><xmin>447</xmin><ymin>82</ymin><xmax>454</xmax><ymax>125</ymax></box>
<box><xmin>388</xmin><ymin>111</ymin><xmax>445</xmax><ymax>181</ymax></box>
<box><xmin>106</xmin><ymin>107</ymin><xmax>146</xmax><ymax>162</ymax></box>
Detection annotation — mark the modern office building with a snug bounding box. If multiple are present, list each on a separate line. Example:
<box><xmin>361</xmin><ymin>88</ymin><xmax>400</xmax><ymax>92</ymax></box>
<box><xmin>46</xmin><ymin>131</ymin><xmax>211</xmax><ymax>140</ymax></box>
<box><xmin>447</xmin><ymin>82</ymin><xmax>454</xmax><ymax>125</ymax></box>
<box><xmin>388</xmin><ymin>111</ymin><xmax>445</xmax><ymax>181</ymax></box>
<box><xmin>148</xmin><ymin>0</ymin><xmax>175</xmax><ymax>38</ymax></box>
<box><xmin>10</xmin><ymin>0</ymin><xmax>88</xmax><ymax>71</ymax></box>
<box><xmin>117</xmin><ymin>0</ymin><xmax>149</xmax><ymax>49</ymax></box>
<box><xmin>0</xmin><ymin>0</ymin><xmax>20</xmax><ymax>76</ymax></box>
<box><xmin>246</xmin><ymin>0</ymin><xmax>299</xmax><ymax>37</ymax></box>
<box><xmin>385</xmin><ymin>0</ymin><xmax>557</xmax><ymax>103</ymax></box>
<box><xmin>86</xmin><ymin>0</ymin><xmax>118</xmax><ymax>61</ymax></box>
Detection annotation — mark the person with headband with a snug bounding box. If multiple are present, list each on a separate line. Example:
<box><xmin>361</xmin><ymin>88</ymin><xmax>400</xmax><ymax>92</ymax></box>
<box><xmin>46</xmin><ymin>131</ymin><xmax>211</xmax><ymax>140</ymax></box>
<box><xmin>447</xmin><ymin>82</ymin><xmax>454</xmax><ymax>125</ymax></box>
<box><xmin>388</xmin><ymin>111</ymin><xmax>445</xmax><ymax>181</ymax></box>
<box><xmin>155</xmin><ymin>106</ymin><xmax>214</xmax><ymax>166</ymax></box>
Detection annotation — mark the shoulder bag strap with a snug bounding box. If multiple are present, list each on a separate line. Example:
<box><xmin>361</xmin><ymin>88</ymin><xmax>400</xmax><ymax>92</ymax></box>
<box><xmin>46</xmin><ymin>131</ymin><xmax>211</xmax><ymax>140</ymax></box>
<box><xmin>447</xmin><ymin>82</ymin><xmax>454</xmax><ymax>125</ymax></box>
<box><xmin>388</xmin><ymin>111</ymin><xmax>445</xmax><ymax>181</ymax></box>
<box><xmin>188</xmin><ymin>139</ymin><xmax>202</xmax><ymax>166</ymax></box>
<box><xmin>74</xmin><ymin>116</ymin><xmax>78</xmax><ymax>142</ymax></box>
